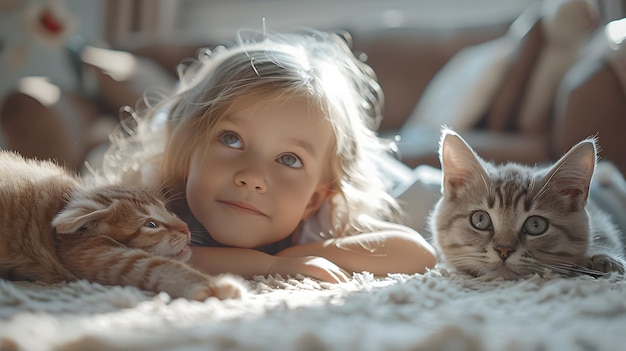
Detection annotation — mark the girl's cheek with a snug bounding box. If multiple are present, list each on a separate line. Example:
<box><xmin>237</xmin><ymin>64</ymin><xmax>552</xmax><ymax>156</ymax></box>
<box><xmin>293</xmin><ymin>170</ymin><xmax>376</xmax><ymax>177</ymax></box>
<box><xmin>272</xmin><ymin>166</ymin><xmax>310</xmax><ymax>185</ymax></box>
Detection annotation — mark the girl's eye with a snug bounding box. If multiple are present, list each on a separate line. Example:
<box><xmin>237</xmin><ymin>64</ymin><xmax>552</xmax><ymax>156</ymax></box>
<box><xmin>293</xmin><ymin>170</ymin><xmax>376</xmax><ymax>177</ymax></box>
<box><xmin>219</xmin><ymin>132</ymin><xmax>242</xmax><ymax>149</ymax></box>
<box><xmin>522</xmin><ymin>216</ymin><xmax>549</xmax><ymax>236</ymax></box>
<box><xmin>277</xmin><ymin>153</ymin><xmax>303</xmax><ymax>168</ymax></box>
<box><xmin>470</xmin><ymin>211</ymin><xmax>492</xmax><ymax>231</ymax></box>
<box><xmin>144</xmin><ymin>220</ymin><xmax>159</xmax><ymax>229</ymax></box>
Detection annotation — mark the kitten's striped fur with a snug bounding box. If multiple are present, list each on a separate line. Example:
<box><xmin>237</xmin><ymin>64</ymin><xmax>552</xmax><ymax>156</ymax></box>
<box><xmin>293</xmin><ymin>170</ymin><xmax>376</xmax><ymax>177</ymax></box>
<box><xmin>0</xmin><ymin>151</ymin><xmax>245</xmax><ymax>300</ymax></box>
<box><xmin>430</xmin><ymin>129</ymin><xmax>625</xmax><ymax>279</ymax></box>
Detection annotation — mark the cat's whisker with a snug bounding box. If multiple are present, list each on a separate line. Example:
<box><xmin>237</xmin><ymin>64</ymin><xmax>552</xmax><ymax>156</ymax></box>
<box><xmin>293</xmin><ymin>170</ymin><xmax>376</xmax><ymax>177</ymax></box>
<box><xmin>155</xmin><ymin>176</ymin><xmax>186</xmax><ymax>204</ymax></box>
<box><xmin>554</xmin><ymin>265</ymin><xmax>605</xmax><ymax>277</ymax></box>
<box><xmin>542</xmin><ymin>265</ymin><xmax>579</xmax><ymax>277</ymax></box>
<box><xmin>189</xmin><ymin>230</ymin><xmax>211</xmax><ymax>246</ymax></box>
<box><xmin>158</xmin><ymin>187</ymin><xmax>180</xmax><ymax>203</ymax></box>
<box><xmin>537</xmin><ymin>258</ymin><xmax>608</xmax><ymax>277</ymax></box>
<box><xmin>164</xmin><ymin>191</ymin><xmax>185</xmax><ymax>204</ymax></box>
<box><xmin>440</xmin><ymin>253</ymin><xmax>491</xmax><ymax>275</ymax></box>
<box><xmin>517</xmin><ymin>259</ymin><xmax>578</xmax><ymax>277</ymax></box>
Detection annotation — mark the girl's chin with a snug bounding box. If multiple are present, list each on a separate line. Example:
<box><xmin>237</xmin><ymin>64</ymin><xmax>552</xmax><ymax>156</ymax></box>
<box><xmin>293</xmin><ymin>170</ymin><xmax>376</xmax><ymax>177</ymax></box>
<box><xmin>209</xmin><ymin>230</ymin><xmax>280</xmax><ymax>249</ymax></box>
<box><xmin>213</xmin><ymin>237</ymin><xmax>284</xmax><ymax>249</ymax></box>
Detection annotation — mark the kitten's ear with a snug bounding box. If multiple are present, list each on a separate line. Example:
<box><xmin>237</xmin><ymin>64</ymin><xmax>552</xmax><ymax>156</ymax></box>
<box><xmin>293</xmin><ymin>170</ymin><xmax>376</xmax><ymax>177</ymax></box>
<box><xmin>439</xmin><ymin>128</ymin><xmax>488</xmax><ymax>198</ymax></box>
<box><xmin>53</xmin><ymin>207</ymin><xmax>111</xmax><ymax>234</ymax></box>
<box><xmin>542</xmin><ymin>138</ymin><xmax>596</xmax><ymax>209</ymax></box>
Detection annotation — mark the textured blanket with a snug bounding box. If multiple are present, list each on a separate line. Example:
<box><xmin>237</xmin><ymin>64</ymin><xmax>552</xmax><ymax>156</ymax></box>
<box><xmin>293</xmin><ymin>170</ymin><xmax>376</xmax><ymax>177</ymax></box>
<box><xmin>2</xmin><ymin>268</ymin><xmax>625</xmax><ymax>351</ymax></box>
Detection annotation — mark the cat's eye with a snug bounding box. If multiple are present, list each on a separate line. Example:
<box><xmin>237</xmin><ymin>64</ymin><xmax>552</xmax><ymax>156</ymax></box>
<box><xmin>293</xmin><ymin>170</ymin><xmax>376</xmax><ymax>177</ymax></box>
<box><xmin>78</xmin><ymin>221</ymin><xmax>95</xmax><ymax>231</ymax></box>
<box><xmin>144</xmin><ymin>220</ymin><xmax>159</xmax><ymax>229</ymax></box>
<box><xmin>470</xmin><ymin>211</ymin><xmax>492</xmax><ymax>231</ymax></box>
<box><xmin>522</xmin><ymin>216</ymin><xmax>549</xmax><ymax>236</ymax></box>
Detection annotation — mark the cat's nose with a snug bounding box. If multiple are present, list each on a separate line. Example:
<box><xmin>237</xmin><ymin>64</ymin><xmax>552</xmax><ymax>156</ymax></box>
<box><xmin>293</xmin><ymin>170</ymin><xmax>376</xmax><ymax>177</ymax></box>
<box><xmin>177</xmin><ymin>222</ymin><xmax>191</xmax><ymax>240</ymax></box>
<box><xmin>494</xmin><ymin>246</ymin><xmax>516</xmax><ymax>261</ymax></box>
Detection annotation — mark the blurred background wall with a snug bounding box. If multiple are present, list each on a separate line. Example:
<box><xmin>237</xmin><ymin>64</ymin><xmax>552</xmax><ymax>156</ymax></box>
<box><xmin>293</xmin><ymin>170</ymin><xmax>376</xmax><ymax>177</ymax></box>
<box><xmin>0</xmin><ymin>0</ymin><xmax>624</xmax><ymax>173</ymax></box>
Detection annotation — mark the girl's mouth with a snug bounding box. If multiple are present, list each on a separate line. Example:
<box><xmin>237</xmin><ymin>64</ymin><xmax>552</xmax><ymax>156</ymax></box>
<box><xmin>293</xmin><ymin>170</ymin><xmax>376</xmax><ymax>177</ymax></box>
<box><xmin>219</xmin><ymin>200</ymin><xmax>267</xmax><ymax>217</ymax></box>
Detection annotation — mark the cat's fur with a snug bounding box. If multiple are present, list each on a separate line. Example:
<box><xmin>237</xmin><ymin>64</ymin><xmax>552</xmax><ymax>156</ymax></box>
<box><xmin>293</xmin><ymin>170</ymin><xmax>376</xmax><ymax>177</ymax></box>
<box><xmin>430</xmin><ymin>129</ymin><xmax>625</xmax><ymax>279</ymax></box>
<box><xmin>0</xmin><ymin>151</ymin><xmax>245</xmax><ymax>300</ymax></box>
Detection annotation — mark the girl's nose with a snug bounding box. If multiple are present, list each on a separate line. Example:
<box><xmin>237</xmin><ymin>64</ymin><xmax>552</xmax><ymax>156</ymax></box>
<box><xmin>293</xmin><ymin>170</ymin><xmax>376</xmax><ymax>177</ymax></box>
<box><xmin>234</xmin><ymin>168</ymin><xmax>267</xmax><ymax>193</ymax></box>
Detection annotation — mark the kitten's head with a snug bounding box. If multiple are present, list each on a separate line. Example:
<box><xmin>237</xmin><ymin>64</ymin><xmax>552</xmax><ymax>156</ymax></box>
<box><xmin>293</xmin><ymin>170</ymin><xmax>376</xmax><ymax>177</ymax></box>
<box><xmin>430</xmin><ymin>128</ymin><xmax>596</xmax><ymax>279</ymax></box>
<box><xmin>52</xmin><ymin>185</ymin><xmax>192</xmax><ymax>262</ymax></box>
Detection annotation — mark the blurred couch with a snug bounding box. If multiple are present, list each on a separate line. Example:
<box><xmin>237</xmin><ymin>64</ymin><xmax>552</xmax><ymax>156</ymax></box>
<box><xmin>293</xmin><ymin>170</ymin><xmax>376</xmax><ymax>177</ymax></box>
<box><xmin>0</xmin><ymin>19</ymin><xmax>508</xmax><ymax>173</ymax></box>
<box><xmin>1</xmin><ymin>0</ymin><xmax>624</xmax><ymax>176</ymax></box>
<box><xmin>395</xmin><ymin>0</ymin><xmax>626</xmax><ymax>175</ymax></box>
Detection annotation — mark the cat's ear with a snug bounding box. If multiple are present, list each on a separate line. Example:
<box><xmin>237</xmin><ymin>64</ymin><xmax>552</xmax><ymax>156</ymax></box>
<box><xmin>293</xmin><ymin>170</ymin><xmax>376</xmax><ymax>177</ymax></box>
<box><xmin>53</xmin><ymin>207</ymin><xmax>111</xmax><ymax>234</ymax></box>
<box><xmin>542</xmin><ymin>138</ymin><xmax>596</xmax><ymax>210</ymax></box>
<box><xmin>439</xmin><ymin>128</ymin><xmax>488</xmax><ymax>198</ymax></box>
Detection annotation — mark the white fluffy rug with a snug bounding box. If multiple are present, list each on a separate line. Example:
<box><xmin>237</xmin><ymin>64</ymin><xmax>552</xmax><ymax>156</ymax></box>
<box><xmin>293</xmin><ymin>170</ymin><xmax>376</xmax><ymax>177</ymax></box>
<box><xmin>2</xmin><ymin>268</ymin><xmax>626</xmax><ymax>351</ymax></box>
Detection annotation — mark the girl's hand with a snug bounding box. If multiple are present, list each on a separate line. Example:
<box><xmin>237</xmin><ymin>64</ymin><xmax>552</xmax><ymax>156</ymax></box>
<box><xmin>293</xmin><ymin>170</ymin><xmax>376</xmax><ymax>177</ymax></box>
<box><xmin>268</xmin><ymin>256</ymin><xmax>350</xmax><ymax>283</ymax></box>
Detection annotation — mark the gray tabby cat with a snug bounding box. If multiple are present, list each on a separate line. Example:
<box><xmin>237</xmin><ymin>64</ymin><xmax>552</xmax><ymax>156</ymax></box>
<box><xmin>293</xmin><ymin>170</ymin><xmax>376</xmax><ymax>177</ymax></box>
<box><xmin>430</xmin><ymin>128</ymin><xmax>625</xmax><ymax>279</ymax></box>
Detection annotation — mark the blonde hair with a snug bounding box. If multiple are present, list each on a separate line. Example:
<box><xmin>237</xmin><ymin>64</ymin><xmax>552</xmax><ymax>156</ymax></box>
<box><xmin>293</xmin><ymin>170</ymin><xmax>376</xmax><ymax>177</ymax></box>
<box><xmin>100</xmin><ymin>28</ymin><xmax>400</xmax><ymax>237</ymax></box>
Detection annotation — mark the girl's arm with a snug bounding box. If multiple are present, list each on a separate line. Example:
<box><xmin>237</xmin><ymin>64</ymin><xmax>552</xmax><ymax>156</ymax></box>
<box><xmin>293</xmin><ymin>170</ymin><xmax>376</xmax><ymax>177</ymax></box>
<box><xmin>276</xmin><ymin>222</ymin><xmax>437</xmax><ymax>277</ymax></box>
<box><xmin>188</xmin><ymin>246</ymin><xmax>350</xmax><ymax>283</ymax></box>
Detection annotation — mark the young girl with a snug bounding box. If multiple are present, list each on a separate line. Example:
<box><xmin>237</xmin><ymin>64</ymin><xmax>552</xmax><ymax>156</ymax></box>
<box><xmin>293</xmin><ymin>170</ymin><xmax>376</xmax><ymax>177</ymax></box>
<box><xmin>98</xmin><ymin>29</ymin><xmax>436</xmax><ymax>283</ymax></box>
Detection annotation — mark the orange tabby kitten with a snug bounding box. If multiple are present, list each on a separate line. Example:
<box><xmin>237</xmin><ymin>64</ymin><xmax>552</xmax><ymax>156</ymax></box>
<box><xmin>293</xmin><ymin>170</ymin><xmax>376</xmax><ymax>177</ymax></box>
<box><xmin>0</xmin><ymin>151</ymin><xmax>245</xmax><ymax>300</ymax></box>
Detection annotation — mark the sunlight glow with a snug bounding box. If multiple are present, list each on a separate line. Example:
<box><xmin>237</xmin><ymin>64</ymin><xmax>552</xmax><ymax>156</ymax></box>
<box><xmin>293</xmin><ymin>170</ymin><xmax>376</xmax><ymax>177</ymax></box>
<box><xmin>80</xmin><ymin>46</ymin><xmax>138</xmax><ymax>81</ymax></box>
<box><xmin>16</xmin><ymin>77</ymin><xmax>61</xmax><ymax>107</ymax></box>
<box><xmin>606</xmin><ymin>18</ymin><xmax>626</xmax><ymax>48</ymax></box>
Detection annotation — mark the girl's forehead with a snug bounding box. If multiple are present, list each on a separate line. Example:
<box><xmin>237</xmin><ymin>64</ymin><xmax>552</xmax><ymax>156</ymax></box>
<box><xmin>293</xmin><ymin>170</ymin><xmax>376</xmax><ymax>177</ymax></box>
<box><xmin>227</xmin><ymin>89</ymin><xmax>325</xmax><ymax>117</ymax></box>
<box><xmin>236</xmin><ymin>91</ymin><xmax>332</xmax><ymax>136</ymax></box>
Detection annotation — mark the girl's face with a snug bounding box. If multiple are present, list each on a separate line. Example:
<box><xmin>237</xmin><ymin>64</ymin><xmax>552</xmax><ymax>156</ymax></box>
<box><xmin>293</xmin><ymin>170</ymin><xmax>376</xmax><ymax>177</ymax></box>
<box><xmin>185</xmin><ymin>93</ymin><xmax>334</xmax><ymax>248</ymax></box>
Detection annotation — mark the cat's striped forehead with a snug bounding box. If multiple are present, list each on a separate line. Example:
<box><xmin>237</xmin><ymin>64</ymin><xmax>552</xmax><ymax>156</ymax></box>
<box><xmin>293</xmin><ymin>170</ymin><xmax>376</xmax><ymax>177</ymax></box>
<box><xmin>92</xmin><ymin>186</ymin><xmax>161</xmax><ymax>203</ymax></box>
<box><xmin>75</xmin><ymin>185</ymin><xmax>166</xmax><ymax>213</ymax></box>
<box><xmin>483</xmin><ymin>163</ymin><xmax>541</xmax><ymax>211</ymax></box>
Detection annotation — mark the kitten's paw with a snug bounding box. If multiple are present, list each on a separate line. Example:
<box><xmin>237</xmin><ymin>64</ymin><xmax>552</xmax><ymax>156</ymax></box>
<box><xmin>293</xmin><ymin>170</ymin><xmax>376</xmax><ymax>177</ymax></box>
<box><xmin>184</xmin><ymin>274</ymin><xmax>247</xmax><ymax>301</ymax></box>
<box><xmin>209</xmin><ymin>274</ymin><xmax>248</xmax><ymax>300</ymax></box>
<box><xmin>183</xmin><ymin>284</ymin><xmax>214</xmax><ymax>301</ymax></box>
<box><xmin>586</xmin><ymin>254</ymin><xmax>625</xmax><ymax>276</ymax></box>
